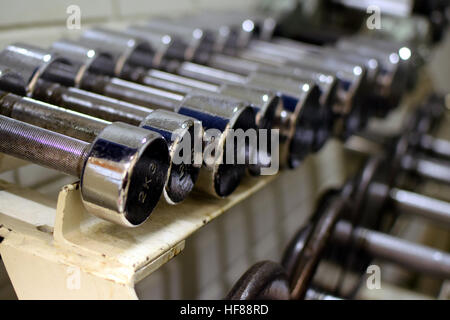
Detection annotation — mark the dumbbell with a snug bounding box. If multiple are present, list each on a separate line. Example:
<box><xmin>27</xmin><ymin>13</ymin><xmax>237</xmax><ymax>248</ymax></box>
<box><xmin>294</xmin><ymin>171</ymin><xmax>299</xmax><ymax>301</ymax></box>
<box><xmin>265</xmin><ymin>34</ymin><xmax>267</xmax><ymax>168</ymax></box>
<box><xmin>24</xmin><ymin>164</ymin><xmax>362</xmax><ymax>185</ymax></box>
<box><xmin>340</xmin><ymin>154</ymin><xmax>450</xmax><ymax>273</ymax></box>
<box><xmin>0</xmin><ymin>47</ymin><xmax>205</xmax><ymax>204</ymax></box>
<box><xmin>16</xmin><ymin>81</ymin><xmax>203</xmax><ymax>204</ymax></box>
<box><xmin>410</xmin><ymin>132</ymin><xmax>450</xmax><ymax>161</ymax></box>
<box><xmin>127</xmin><ymin>21</ymin><xmax>364</xmax><ymax>140</ymax></box>
<box><xmin>283</xmin><ymin>188</ymin><xmax>450</xmax><ymax>300</ymax></box>
<box><xmin>226</xmin><ymin>156</ymin><xmax>450</xmax><ymax>300</ymax></box>
<box><xmin>124</xmin><ymin>66</ymin><xmax>321</xmax><ymax>168</ymax></box>
<box><xmin>0</xmin><ymin>43</ymin><xmax>256</xmax><ymax>197</ymax></box>
<box><xmin>230</xmin><ymin>187</ymin><xmax>449</xmax><ymax>300</ymax></box>
<box><xmin>334</xmin><ymin>35</ymin><xmax>419</xmax><ymax>91</ymax></box>
<box><xmin>346</xmin><ymin>94</ymin><xmax>450</xmax><ymax>185</ymax></box>
<box><xmin>123</xmin><ymin>26</ymin><xmax>336</xmax><ymax>153</ymax></box>
<box><xmin>178</xmin><ymin>15</ymin><xmax>378</xmax><ymax>134</ymax></box>
<box><xmin>244</xmin><ymin>40</ymin><xmax>370</xmax><ymax>121</ymax></box>
<box><xmin>48</xmin><ymin>39</ymin><xmax>267</xmax><ymax>179</ymax></box>
<box><xmin>124</xmin><ymin>25</ymin><xmax>337</xmax><ymax>128</ymax></box>
<box><xmin>186</xmin><ymin>11</ymin><xmax>413</xmax><ymax>109</ymax></box>
<box><xmin>68</xmin><ymin>27</ymin><xmax>295</xmax><ymax>143</ymax></box>
<box><xmin>71</xmin><ymin>29</ymin><xmax>279</xmax><ymax>135</ymax></box>
<box><xmin>283</xmin><ymin>192</ymin><xmax>348</xmax><ymax>299</ymax></box>
<box><xmin>224</xmin><ymin>188</ymin><xmax>345</xmax><ymax>301</ymax></box>
<box><xmin>0</xmin><ymin>69</ymin><xmax>169</xmax><ymax>227</ymax></box>
<box><xmin>321</xmin><ymin>155</ymin><xmax>450</xmax><ymax>296</ymax></box>
<box><xmin>50</xmin><ymin>37</ymin><xmax>285</xmax><ymax>172</ymax></box>
<box><xmin>75</xmin><ymin>28</ymin><xmax>323</xmax><ymax>168</ymax></box>
<box><xmin>94</xmin><ymin>27</ymin><xmax>283</xmax><ymax>133</ymax></box>
<box><xmin>271</xmin><ymin>37</ymin><xmax>409</xmax><ymax>111</ymax></box>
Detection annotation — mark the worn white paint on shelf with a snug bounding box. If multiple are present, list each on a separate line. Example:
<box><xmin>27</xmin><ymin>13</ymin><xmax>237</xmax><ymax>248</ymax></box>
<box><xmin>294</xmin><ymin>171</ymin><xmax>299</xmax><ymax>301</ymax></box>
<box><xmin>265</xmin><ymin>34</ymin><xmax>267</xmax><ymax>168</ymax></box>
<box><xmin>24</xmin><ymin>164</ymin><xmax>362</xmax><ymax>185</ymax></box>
<box><xmin>0</xmin><ymin>170</ymin><xmax>278</xmax><ymax>299</ymax></box>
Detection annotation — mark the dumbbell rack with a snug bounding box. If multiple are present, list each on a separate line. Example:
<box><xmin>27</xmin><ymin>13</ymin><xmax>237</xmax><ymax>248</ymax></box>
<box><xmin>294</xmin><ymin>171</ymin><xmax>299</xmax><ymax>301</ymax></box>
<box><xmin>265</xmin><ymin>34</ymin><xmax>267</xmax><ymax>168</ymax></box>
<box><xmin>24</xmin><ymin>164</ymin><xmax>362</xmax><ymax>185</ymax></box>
<box><xmin>0</xmin><ymin>166</ymin><xmax>279</xmax><ymax>299</ymax></box>
<box><xmin>0</xmin><ymin>64</ymin><xmax>438</xmax><ymax>299</ymax></box>
<box><xmin>0</xmin><ymin>132</ymin><xmax>362</xmax><ymax>299</ymax></box>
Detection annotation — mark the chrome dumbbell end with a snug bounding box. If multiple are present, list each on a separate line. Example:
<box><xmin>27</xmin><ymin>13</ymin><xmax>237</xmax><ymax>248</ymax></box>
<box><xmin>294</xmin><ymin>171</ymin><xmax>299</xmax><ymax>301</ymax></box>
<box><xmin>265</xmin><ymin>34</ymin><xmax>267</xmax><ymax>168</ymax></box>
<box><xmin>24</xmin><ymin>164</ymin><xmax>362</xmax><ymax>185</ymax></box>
<box><xmin>33</xmin><ymin>80</ymin><xmax>203</xmax><ymax>205</ymax></box>
<box><xmin>341</xmin><ymin>90</ymin><xmax>371</xmax><ymax>141</ymax></box>
<box><xmin>50</xmin><ymin>39</ymin><xmax>117</xmax><ymax>79</ymax></box>
<box><xmin>125</xmin><ymin>25</ymin><xmax>192</xmax><ymax>64</ymax></box>
<box><xmin>0</xmin><ymin>65</ymin><xmax>27</xmax><ymax>96</ymax></box>
<box><xmin>285</xmin><ymin>83</ymin><xmax>322</xmax><ymax>168</ymax></box>
<box><xmin>218</xmin><ymin>84</ymin><xmax>282</xmax><ymax>176</ymax></box>
<box><xmin>305</xmin><ymin>83</ymin><xmax>335</xmax><ymax>153</ymax></box>
<box><xmin>137</xmin><ymin>71</ymin><xmax>282</xmax><ymax>176</ymax></box>
<box><xmin>0</xmin><ymin>43</ymin><xmax>74</xmax><ymax>94</ymax></box>
<box><xmin>79</xmin><ymin>27</ymin><xmax>155</xmax><ymax>72</ymax></box>
<box><xmin>196</xmin><ymin>103</ymin><xmax>256</xmax><ymax>197</ymax></box>
<box><xmin>255</xmin><ymin>91</ymin><xmax>281</xmax><ymax>134</ymax></box>
<box><xmin>140</xmin><ymin>109</ymin><xmax>203</xmax><ymax>204</ymax></box>
<box><xmin>0</xmin><ymin>114</ymin><xmax>170</xmax><ymax>227</ymax></box>
<box><xmin>82</xmin><ymin>122</ymin><xmax>170</xmax><ymax>226</ymax></box>
<box><xmin>51</xmin><ymin>37</ymin><xmax>258</xmax><ymax>197</ymax></box>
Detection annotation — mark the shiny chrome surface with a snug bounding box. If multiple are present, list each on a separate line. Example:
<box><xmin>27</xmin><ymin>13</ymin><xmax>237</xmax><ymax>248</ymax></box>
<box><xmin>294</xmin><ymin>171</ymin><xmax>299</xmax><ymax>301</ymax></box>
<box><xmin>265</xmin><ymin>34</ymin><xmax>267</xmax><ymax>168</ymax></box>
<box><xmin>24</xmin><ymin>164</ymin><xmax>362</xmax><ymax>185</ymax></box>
<box><xmin>51</xmin><ymin>39</ymin><xmax>116</xmax><ymax>83</ymax></box>
<box><xmin>177</xmin><ymin>62</ymin><xmax>321</xmax><ymax>167</ymax></box>
<box><xmin>0</xmin><ymin>43</ymin><xmax>72</xmax><ymax>94</ymax></box>
<box><xmin>50</xmin><ymin>36</ymin><xmax>260</xmax><ymax>195</ymax></box>
<box><xmin>143</xmin><ymin>69</ymin><xmax>281</xmax><ymax>131</ymax></box>
<box><xmin>31</xmin><ymin>80</ymin><xmax>202</xmax><ymax>204</ymax></box>
<box><xmin>140</xmin><ymin>109</ymin><xmax>202</xmax><ymax>204</ymax></box>
<box><xmin>82</xmin><ymin>122</ymin><xmax>169</xmax><ymax>226</ymax></box>
<box><xmin>80</xmin><ymin>28</ymin><xmax>155</xmax><ymax>75</ymax></box>
<box><xmin>210</xmin><ymin>52</ymin><xmax>338</xmax><ymax>109</ymax></box>
<box><xmin>0</xmin><ymin>110</ymin><xmax>170</xmax><ymax>227</ymax></box>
